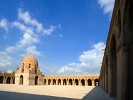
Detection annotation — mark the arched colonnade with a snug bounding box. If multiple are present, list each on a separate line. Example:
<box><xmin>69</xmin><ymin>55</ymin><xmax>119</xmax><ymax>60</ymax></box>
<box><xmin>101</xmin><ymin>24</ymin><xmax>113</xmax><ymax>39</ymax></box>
<box><xmin>44</xmin><ymin>75</ymin><xmax>99</xmax><ymax>86</ymax></box>
<box><xmin>0</xmin><ymin>75</ymin><xmax>15</xmax><ymax>84</ymax></box>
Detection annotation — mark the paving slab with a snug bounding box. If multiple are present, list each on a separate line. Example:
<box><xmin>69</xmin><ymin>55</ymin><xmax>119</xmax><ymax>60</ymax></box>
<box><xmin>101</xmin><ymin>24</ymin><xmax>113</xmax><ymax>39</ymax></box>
<box><xmin>0</xmin><ymin>84</ymin><xmax>116</xmax><ymax>100</ymax></box>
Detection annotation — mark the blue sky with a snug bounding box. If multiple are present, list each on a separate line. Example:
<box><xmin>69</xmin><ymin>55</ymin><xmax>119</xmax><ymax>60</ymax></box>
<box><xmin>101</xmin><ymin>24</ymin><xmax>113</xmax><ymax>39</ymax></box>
<box><xmin>0</xmin><ymin>0</ymin><xmax>114</xmax><ymax>75</ymax></box>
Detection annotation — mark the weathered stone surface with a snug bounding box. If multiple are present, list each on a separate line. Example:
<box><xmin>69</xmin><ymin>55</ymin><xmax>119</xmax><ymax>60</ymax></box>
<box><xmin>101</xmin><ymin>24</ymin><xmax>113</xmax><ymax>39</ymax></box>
<box><xmin>99</xmin><ymin>0</ymin><xmax>133</xmax><ymax>100</ymax></box>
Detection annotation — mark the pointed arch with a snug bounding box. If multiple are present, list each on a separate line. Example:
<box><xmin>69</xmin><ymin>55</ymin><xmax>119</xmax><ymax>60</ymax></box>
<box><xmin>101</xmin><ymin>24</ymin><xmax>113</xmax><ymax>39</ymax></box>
<box><xmin>6</xmin><ymin>77</ymin><xmax>11</xmax><ymax>84</ymax></box>
<box><xmin>75</xmin><ymin>79</ymin><xmax>79</xmax><ymax>85</ymax></box>
<box><xmin>48</xmin><ymin>79</ymin><xmax>51</xmax><ymax>85</ymax></box>
<box><xmin>58</xmin><ymin>79</ymin><xmax>61</xmax><ymax>85</ymax></box>
<box><xmin>53</xmin><ymin>79</ymin><xmax>56</xmax><ymax>85</ymax></box>
<box><xmin>35</xmin><ymin>76</ymin><xmax>38</xmax><ymax>85</ymax></box>
<box><xmin>69</xmin><ymin>79</ymin><xmax>72</xmax><ymax>85</ymax></box>
<box><xmin>19</xmin><ymin>75</ymin><xmax>23</xmax><ymax>85</ymax></box>
<box><xmin>110</xmin><ymin>35</ymin><xmax>117</xmax><ymax>97</ymax></box>
<box><xmin>94</xmin><ymin>79</ymin><xmax>99</xmax><ymax>86</ymax></box>
<box><xmin>63</xmin><ymin>79</ymin><xmax>67</xmax><ymax>85</ymax></box>
<box><xmin>81</xmin><ymin>79</ymin><xmax>85</xmax><ymax>86</ymax></box>
<box><xmin>88</xmin><ymin>79</ymin><xmax>92</xmax><ymax>86</ymax></box>
<box><xmin>0</xmin><ymin>76</ymin><xmax>3</xmax><ymax>84</ymax></box>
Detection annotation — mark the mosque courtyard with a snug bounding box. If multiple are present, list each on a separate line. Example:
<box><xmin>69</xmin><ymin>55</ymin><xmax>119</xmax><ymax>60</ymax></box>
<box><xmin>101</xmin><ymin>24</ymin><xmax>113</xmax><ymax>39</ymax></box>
<box><xmin>0</xmin><ymin>84</ymin><xmax>116</xmax><ymax>100</ymax></box>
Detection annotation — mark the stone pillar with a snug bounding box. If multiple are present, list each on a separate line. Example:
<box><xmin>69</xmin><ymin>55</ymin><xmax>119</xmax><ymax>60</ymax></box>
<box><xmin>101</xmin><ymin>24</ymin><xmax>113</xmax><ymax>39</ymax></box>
<box><xmin>108</xmin><ymin>65</ymin><xmax>112</xmax><ymax>95</ymax></box>
<box><xmin>59</xmin><ymin>79</ymin><xmax>61</xmax><ymax>85</ymax></box>
<box><xmin>61</xmin><ymin>79</ymin><xmax>63</xmax><ymax>85</ymax></box>
<box><xmin>92</xmin><ymin>79</ymin><xmax>94</xmax><ymax>86</ymax></box>
<box><xmin>105</xmin><ymin>68</ymin><xmax>108</xmax><ymax>92</ymax></box>
<box><xmin>103</xmin><ymin>68</ymin><xmax>105</xmax><ymax>89</ymax></box>
<box><xmin>57</xmin><ymin>80</ymin><xmax>59</xmax><ymax>85</ymax></box>
<box><xmin>10</xmin><ymin>77</ymin><xmax>13</xmax><ymax>84</ymax></box>
<box><xmin>55</xmin><ymin>79</ymin><xmax>57</xmax><ymax>85</ymax></box>
<box><xmin>51</xmin><ymin>79</ymin><xmax>53</xmax><ymax>85</ymax></box>
<box><xmin>79</xmin><ymin>79</ymin><xmax>81</xmax><ymax>86</ymax></box>
<box><xmin>46</xmin><ymin>79</ymin><xmax>48</xmax><ymax>85</ymax></box>
<box><xmin>122</xmin><ymin>46</ymin><xmax>129</xmax><ymax>100</ymax></box>
<box><xmin>85</xmin><ymin>79</ymin><xmax>87</xmax><ymax>86</ymax></box>
<box><xmin>3</xmin><ymin>76</ymin><xmax>6</xmax><ymax>84</ymax></box>
<box><xmin>72</xmin><ymin>79</ymin><xmax>74</xmax><ymax>86</ymax></box>
<box><xmin>13</xmin><ymin>78</ymin><xmax>15</xmax><ymax>84</ymax></box>
<box><xmin>67</xmin><ymin>79</ymin><xmax>68</xmax><ymax>85</ymax></box>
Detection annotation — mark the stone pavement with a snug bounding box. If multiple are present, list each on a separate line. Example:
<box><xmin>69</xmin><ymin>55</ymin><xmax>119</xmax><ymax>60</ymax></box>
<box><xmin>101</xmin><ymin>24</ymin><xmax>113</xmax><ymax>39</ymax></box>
<box><xmin>0</xmin><ymin>84</ymin><xmax>116</xmax><ymax>100</ymax></box>
<box><xmin>82</xmin><ymin>86</ymin><xmax>116</xmax><ymax>100</ymax></box>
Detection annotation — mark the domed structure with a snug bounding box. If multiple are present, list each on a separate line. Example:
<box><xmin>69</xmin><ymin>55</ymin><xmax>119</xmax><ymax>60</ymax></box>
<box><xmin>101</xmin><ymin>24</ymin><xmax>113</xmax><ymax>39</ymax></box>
<box><xmin>22</xmin><ymin>53</ymin><xmax>38</xmax><ymax>69</ymax></box>
<box><xmin>15</xmin><ymin>53</ymin><xmax>43</xmax><ymax>85</ymax></box>
<box><xmin>7</xmin><ymin>69</ymin><xmax>14</xmax><ymax>73</ymax></box>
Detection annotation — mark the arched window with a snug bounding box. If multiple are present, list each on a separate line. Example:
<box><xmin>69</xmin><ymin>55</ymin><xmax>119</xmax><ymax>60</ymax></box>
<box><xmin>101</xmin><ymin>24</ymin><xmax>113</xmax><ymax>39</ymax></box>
<box><xmin>29</xmin><ymin>63</ymin><xmax>31</xmax><ymax>68</ymax></box>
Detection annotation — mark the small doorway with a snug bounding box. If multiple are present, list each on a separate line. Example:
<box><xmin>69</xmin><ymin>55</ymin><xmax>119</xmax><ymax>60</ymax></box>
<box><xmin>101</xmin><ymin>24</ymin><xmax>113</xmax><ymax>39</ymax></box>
<box><xmin>20</xmin><ymin>75</ymin><xmax>23</xmax><ymax>85</ymax></box>
<box><xmin>35</xmin><ymin>76</ymin><xmax>38</xmax><ymax>85</ymax></box>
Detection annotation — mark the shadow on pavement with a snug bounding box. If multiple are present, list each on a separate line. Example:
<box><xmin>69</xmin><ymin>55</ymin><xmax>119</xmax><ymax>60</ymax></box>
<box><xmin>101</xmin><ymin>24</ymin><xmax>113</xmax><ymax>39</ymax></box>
<box><xmin>0</xmin><ymin>91</ymin><xmax>77</xmax><ymax>100</ymax></box>
<box><xmin>82</xmin><ymin>87</ymin><xmax>117</xmax><ymax>100</ymax></box>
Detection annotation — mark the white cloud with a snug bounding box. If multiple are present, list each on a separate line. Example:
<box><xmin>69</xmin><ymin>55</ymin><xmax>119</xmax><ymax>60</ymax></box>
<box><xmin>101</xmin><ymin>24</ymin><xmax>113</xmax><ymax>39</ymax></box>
<box><xmin>43</xmin><ymin>25</ymin><xmax>57</xmax><ymax>35</ymax></box>
<box><xmin>58</xmin><ymin>65</ymin><xmax>81</xmax><ymax>74</ymax></box>
<box><xmin>19</xmin><ymin>32</ymin><xmax>39</xmax><ymax>47</ymax></box>
<box><xmin>12</xmin><ymin>21</ymin><xmax>34</xmax><ymax>35</ymax></box>
<box><xmin>58</xmin><ymin>42</ymin><xmax>105</xmax><ymax>75</ymax></box>
<box><xmin>0</xmin><ymin>52</ymin><xmax>12</xmax><ymax>67</ymax></box>
<box><xmin>12</xmin><ymin>21</ymin><xmax>39</xmax><ymax>48</ymax></box>
<box><xmin>18</xmin><ymin>8</ymin><xmax>57</xmax><ymax>35</ymax></box>
<box><xmin>26</xmin><ymin>46</ymin><xmax>40</xmax><ymax>56</ymax></box>
<box><xmin>10</xmin><ymin>21</ymin><xmax>40</xmax><ymax>53</ymax></box>
<box><xmin>0</xmin><ymin>18</ymin><xmax>8</xmax><ymax>31</ymax></box>
<box><xmin>98</xmin><ymin>0</ymin><xmax>115</xmax><ymax>15</ymax></box>
<box><xmin>0</xmin><ymin>10</ymin><xmax>37</xmax><ymax>70</ymax></box>
<box><xmin>5</xmin><ymin>46</ymin><xmax>18</xmax><ymax>53</ymax></box>
<box><xmin>18</xmin><ymin>9</ymin><xmax>43</xmax><ymax>32</ymax></box>
<box><xmin>13</xmin><ymin>21</ymin><xmax>26</xmax><ymax>31</ymax></box>
<box><xmin>0</xmin><ymin>8</ymin><xmax>60</xmax><ymax>72</ymax></box>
